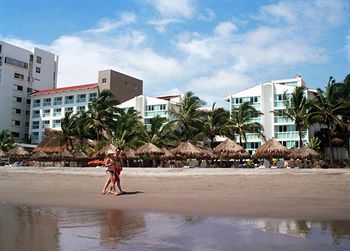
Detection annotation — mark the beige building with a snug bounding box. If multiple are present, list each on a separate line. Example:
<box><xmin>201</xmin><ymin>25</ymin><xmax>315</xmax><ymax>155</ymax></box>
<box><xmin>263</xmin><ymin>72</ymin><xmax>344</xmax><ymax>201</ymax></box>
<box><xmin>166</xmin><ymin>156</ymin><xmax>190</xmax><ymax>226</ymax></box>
<box><xmin>98</xmin><ymin>69</ymin><xmax>143</xmax><ymax>103</ymax></box>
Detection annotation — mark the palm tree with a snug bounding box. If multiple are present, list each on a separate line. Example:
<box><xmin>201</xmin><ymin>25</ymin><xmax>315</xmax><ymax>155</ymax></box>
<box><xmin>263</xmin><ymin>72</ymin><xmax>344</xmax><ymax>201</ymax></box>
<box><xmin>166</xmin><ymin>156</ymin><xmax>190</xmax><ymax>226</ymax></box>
<box><xmin>231</xmin><ymin>102</ymin><xmax>265</xmax><ymax>146</ymax></box>
<box><xmin>86</xmin><ymin>90</ymin><xmax>119</xmax><ymax>141</ymax></box>
<box><xmin>171</xmin><ymin>91</ymin><xmax>206</xmax><ymax>142</ymax></box>
<box><xmin>0</xmin><ymin>129</ymin><xmax>15</xmax><ymax>151</ymax></box>
<box><xmin>279</xmin><ymin>86</ymin><xmax>308</xmax><ymax>147</ymax></box>
<box><xmin>202</xmin><ymin>103</ymin><xmax>231</xmax><ymax>149</ymax></box>
<box><xmin>141</xmin><ymin>115</ymin><xmax>179</xmax><ymax>148</ymax></box>
<box><xmin>61</xmin><ymin>112</ymin><xmax>79</xmax><ymax>151</ymax></box>
<box><xmin>112</xmin><ymin>107</ymin><xmax>145</xmax><ymax>149</ymax></box>
<box><xmin>307</xmin><ymin>77</ymin><xmax>348</xmax><ymax>165</ymax></box>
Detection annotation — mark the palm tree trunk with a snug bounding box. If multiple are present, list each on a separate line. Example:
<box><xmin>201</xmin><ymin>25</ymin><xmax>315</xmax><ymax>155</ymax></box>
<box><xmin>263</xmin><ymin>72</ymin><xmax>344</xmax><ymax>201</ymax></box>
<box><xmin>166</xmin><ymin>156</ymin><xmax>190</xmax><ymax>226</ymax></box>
<box><xmin>327</xmin><ymin>124</ymin><xmax>334</xmax><ymax>166</ymax></box>
<box><xmin>298</xmin><ymin>130</ymin><xmax>303</xmax><ymax>147</ymax></box>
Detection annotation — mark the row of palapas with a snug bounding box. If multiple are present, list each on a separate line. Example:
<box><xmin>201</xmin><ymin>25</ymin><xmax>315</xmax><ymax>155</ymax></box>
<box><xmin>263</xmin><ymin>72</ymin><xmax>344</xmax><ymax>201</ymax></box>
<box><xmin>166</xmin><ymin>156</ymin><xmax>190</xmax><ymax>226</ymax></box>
<box><xmin>2</xmin><ymin>133</ymin><xmax>319</xmax><ymax>166</ymax></box>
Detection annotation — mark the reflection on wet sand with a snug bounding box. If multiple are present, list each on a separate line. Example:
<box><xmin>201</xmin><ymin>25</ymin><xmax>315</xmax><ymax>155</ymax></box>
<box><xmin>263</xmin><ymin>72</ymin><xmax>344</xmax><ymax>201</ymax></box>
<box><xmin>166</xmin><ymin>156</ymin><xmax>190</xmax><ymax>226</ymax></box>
<box><xmin>241</xmin><ymin>218</ymin><xmax>350</xmax><ymax>245</ymax></box>
<box><xmin>0</xmin><ymin>204</ymin><xmax>59</xmax><ymax>251</ymax></box>
<box><xmin>0</xmin><ymin>203</ymin><xmax>349</xmax><ymax>251</ymax></box>
<box><xmin>99</xmin><ymin>209</ymin><xmax>145</xmax><ymax>247</ymax></box>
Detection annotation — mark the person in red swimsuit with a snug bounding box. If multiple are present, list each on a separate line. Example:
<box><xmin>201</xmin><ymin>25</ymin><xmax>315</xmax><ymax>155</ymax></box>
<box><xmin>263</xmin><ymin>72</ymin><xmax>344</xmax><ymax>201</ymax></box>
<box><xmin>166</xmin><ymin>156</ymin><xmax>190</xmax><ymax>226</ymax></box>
<box><xmin>112</xmin><ymin>148</ymin><xmax>125</xmax><ymax>196</ymax></box>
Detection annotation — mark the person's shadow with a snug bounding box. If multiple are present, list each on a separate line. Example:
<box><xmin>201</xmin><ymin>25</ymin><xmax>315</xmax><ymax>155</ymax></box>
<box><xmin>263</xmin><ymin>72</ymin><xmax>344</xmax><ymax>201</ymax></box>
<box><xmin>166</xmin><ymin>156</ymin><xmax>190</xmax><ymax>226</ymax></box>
<box><xmin>118</xmin><ymin>191</ymin><xmax>144</xmax><ymax>196</ymax></box>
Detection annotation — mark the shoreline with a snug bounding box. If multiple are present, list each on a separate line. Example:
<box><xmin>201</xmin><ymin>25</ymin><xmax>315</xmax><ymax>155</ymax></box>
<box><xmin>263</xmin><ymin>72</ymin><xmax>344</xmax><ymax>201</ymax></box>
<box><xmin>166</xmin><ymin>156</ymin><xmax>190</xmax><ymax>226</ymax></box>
<box><xmin>0</xmin><ymin>167</ymin><xmax>349</xmax><ymax>219</ymax></box>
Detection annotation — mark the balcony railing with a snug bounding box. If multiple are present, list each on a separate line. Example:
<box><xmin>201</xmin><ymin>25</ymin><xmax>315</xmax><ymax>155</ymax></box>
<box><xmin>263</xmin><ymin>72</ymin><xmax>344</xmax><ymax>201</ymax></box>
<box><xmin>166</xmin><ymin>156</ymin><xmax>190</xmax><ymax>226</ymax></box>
<box><xmin>274</xmin><ymin>131</ymin><xmax>306</xmax><ymax>140</ymax></box>
<box><xmin>145</xmin><ymin>111</ymin><xmax>168</xmax><ymax>117</ymax></box>
<box><xmin>274</xmin><ymin>116</ymin><xmax>293</xmax><ymax>123</ymax></box>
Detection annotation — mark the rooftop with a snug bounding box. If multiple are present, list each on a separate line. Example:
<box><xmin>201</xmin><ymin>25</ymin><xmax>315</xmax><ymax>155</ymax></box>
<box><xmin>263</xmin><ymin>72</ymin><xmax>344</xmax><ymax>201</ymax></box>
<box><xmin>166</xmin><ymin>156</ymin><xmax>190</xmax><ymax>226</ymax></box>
<box><xmin>31</xmin><ymin>83</ymin><xmax>98</xmax><ymax>96</ymax></box>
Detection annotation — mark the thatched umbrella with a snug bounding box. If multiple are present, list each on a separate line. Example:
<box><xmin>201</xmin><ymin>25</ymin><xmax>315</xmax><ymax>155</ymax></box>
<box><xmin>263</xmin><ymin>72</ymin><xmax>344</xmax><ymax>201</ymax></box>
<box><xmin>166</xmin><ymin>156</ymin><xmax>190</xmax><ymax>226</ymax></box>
<box><xmin>204</xmin><ymin>149</ymin><xmax>217</xmax><ymax>160</ymax></box>
<box><xmin>135</xmin><ymin>143</ymin><xmax>164</xmax><ymax>167</ymax></box>
<box><xmin>123</xmin><ymin>148</ymin><xmax>138</xmax><ymax>167</ymax></box>
<box><xmin>29</xmin><ymin>151</ymin><xmax>49</xmax><ymax>161</ymax></box>
<box><xmin>93</xmin><ymin>143</ymin><xmax>116</xmax><ymax>158</ymax></box>
<box><xmin>213</xmin><ymin>139</ymin><xmax>250</xmax><ymax>159</ymax></box>
<box><xmin>33</xmin><ymin>129</ymin><xmax>68</xmax><ymax>153</ymax></box>
<box><xmin>73</xmin><ymin>150</ymin><xmax>90</xmax><ymax>167</ymax></box>
<box><xmin>0</xmin><ymin>149</ymin><xmax>6</xmax><ymax>157</ymax></box>
<box><xmin>7</xmin><ymin>146</ymin><xmax>30</xmax><ymax>161</ymax></box>
<box><xmin>255</xmin><ymin>138</ymin><xmax>289</xmax><ymax>159</ymax></box>
<box><xmin>289</xmin><ymin>146</ymin><xmax>319</xmax><ymax>160</ymax></box>
<box><xmin>171</xmin><ymin>141</ymin><xmax>206</xmax><ymax>159</ymax></box>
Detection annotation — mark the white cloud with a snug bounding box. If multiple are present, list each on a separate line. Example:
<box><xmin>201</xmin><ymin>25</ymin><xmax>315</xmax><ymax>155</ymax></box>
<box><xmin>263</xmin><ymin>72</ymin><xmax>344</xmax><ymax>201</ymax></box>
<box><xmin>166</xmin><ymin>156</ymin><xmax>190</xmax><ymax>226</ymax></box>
<box><xmin>214</xmin><ymin>21</ymin><xmax>237</xmax><ymax>36</ymax></box>
<box><xmin>150</xmin><ymin>0</ymin><xmax>194</xmax><ymax>19</ymax></box>
<box><xmin>197</xmin><ymin>8</ymin><xmax>216</xmax><ymax>21</ymax></box>
<box><xmin>85</xmin><ymin>12</ymin><xmax>136</xmax><ymax>33</ymax></box>
<box><xmin>147</xmin><ymin>18</ymin><xmax>180</xmax><ymax>33</ymax></box>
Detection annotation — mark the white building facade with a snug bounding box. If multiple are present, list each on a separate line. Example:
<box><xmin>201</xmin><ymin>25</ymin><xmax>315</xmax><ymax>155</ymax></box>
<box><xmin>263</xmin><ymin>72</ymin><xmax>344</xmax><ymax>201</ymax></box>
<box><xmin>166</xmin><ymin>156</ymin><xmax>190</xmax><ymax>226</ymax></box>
<box><xmin>225</xmin><ymin>75</ymin><xmax>311</xmax><ymax>154</ymax></box>
<box><xmin>0</xmin><ymin>41</ymin><xmax>58</xmax><ymax>142</ymax></box>
<box><xmin>29</xmin><ymin>84</ymin><xmax>98</xmax><ymax>143</ymax></box>
<box><xmin>118</xmin><ymin>95</ymin><xmax>182</xmax><ymax>128</ymax></box>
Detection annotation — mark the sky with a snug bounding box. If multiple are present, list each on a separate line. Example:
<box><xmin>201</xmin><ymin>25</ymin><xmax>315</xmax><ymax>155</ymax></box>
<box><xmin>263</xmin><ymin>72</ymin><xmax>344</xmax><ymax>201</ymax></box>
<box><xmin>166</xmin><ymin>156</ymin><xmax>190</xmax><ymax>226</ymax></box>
<box><xmin>1</xmin><ymin>0</ymin><xmax>350</xmax><ymax>107</ymax></box>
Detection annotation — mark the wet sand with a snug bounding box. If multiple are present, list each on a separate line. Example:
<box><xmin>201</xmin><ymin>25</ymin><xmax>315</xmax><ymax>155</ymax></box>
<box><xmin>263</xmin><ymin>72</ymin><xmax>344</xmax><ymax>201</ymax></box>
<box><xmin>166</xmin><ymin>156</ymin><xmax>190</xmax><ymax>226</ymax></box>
<box><xmin>0</xmin><ymin>167</ymin><xmax>349</xmax><ymax>219</ymax></box>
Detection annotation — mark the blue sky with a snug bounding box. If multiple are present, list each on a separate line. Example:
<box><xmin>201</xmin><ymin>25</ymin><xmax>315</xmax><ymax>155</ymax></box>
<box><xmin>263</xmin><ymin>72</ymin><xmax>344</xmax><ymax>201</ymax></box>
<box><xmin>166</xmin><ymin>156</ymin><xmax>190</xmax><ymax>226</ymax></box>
<box><xmin>2</xmin><ymin>0</ymin><xmax>349</xmax><ymax>107</ymax></box>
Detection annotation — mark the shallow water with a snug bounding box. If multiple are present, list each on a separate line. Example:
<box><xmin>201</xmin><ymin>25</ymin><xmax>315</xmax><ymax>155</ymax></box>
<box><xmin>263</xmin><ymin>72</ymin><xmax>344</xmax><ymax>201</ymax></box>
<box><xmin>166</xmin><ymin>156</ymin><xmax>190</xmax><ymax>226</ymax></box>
<box><xmin>0</xmin><ymin>203</ymin><xmax>349</xmax><ymax>251</ymax></box>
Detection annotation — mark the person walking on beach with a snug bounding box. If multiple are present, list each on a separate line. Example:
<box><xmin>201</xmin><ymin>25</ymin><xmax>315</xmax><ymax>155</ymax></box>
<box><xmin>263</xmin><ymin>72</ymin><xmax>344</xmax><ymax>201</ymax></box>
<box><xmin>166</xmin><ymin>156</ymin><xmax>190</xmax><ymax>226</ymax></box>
<box><xmin>112</xmin><ymin>148</ymin><xmax>125</xmax><ymax>196</ymax></box>
<box><xmin>102</xmin><ymin>150</ymin><xmax>116</xmax><ymax>195</ymax></box>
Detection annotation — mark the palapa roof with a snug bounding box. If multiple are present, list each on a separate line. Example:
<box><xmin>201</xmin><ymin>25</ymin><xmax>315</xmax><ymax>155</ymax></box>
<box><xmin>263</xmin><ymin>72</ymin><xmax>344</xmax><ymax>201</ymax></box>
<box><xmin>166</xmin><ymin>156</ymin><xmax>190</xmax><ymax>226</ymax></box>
<box><xmin>124</xmin><ymin>148</ymin><xmax>138</xmax><ymax>159</ymax></box>
<box><xmin>161</xmin><ymin>148</ymin><xmax>174</xmax><ymax>159</ymax></box>
<box><xmin>213</xmin><ymin>139</ymin><xmax>249</xmax><ymax>159</ymax></box>
<box><xmin>171</xmin><ymin>141</ymin><xmax>205</xmax><ymax>158</ymax></box>
<box><xmin>53</xmin><ymin>150</ymin><xmax>74</xmax><ymax>160</ymax></box>
<box><xmin>33</xmin><ymin>129</ymin><xmax>68</xmax><ymax>153</ymax></box>
<box><xmin>7</xmin><ymin>146</ymin><xmax>30</xmax><ymax>157</ymax></box>
<box><xmin>255</xmin><ymin>138</ymin><xmax>289</xmax><ymax>159</ymax></box>
<box><xmin>0</xmin><ymin>149</ymin><xmax>6</xmax><ymax>157</ymax></box>
<box><xmin>73</xmin><ymin>150</ymin><xmax>90</xmax><ymax>160</ymax></box>
<box><xmin>29</xmin><ymin>151</ymin><xmax>49</xmax><ymax>160</ymax></box>
<box><xmin>289</xmin><ymin>146</ymin><xmax>319</xmax><ymax>159</ymax></box>
<box><xmin>135</xmin><ymin>143</ymin><xmax>164</xmax><ymax>156</ymax></box>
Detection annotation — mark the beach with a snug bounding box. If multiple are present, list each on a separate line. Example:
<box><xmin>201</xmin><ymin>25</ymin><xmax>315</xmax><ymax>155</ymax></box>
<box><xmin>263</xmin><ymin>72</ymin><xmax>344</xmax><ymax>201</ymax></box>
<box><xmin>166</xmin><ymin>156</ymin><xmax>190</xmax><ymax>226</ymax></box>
<box><xmin>0</xmin><ymin>167</ymin><xmax>349</xmax><ymax>219</ymax></box>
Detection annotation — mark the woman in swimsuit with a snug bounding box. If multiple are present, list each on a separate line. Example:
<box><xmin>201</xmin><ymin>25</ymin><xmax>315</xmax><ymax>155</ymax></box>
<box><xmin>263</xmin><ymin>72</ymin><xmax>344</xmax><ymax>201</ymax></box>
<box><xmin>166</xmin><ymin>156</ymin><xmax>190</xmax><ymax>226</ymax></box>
<box><xmin>101</xmin><ymin>150</ymin><xmax>116</xmax><ymax>195</ymax></box>
<box><xmin>112</xmin><ymin>148</ymin><xmax>125</xmax><ymax>196</ymax></box>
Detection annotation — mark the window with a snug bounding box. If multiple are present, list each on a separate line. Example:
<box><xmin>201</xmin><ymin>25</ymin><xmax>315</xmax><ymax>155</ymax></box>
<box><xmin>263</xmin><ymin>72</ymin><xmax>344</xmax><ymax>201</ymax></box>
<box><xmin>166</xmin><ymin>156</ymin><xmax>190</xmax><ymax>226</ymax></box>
<box><xmin>43</xmin><ymin>98</ymin><xmax>51</xmax><ymax>106</ymax></box>
<box><xmin>11</xmin><ymin>132</ymin><xmax>20</xmax><ymax>138</ymax></box>
<box><xmin>33</xmin><ymin>99</ymin><xmax>41</xmax><ymax>107</ymax></box>
<box><xmin>124</xmin><ymin>81</ymin><xmax>128</xmax><ymax>86</ymax></box>
<box><xmin>0</xmin><ymin>57</ymin><xmax>2</xmax><ymax>66</ymax></box>
<box><xmin>32</xmin><ymin>121</ymin><xmax>39</xmax><ymax>129</ymax></box>
<box><xmin>27</xmin><ymin>88</ymin><xmax>33</xmax><ymax>93</ymax></box>
<box><xmin>42</xmin><ymin>120</ymin><xmax>50</xmax><ymax>128</ymax></box>
<box><xmin>42</xmin><ymin>109</ymin><xmax>51</xmax><ymax>117</ymax></box>
<box><xmin>16</xmin><ymin>85</ymin><xmax>23</xmax><ymax>91</ymax></box>
<box><xmin>31</xmin><ymin>132</ymin><xmax>39</xmax><ymax>140</ymax></box>
<box><xmin>36</xmin><ymin>56</ymin><xmax>42</xmax><ymax>64</ymax></box>
<box><xmin>26</xmin><ymin>111</ymin><xmax>30</xmax><ymax>115</ymax></box>
<box><xmin>102</xmin><ymin>78</ymin><xmax>107</xmax><ymax>83</ymax></box>
<box><xmin>16</xmin><ymin>97</ymin><xmax>22</xmax><ymax>103</ymax></box>
<box><xmin>53</xmin><ymin>119</ymin><xmax>61</xmax><ymax>128</ymax></box>
<box><xmin>15</xmin><ymin>109</ymin><xmax>21</xmax><ymax>114</ymax></box>
<box><xmin>65</xmin><ymin>95</ymin><xmax>74</xmax><ymax>104</ymax></box>
<box><xmin>89</xmin><ymin>92</ymin><xmax>97</xmax><ymax>101</ymax></box>
<box><xmin>26</xmin><ymin>99</ymin><xmax>31</xmax><ymax>104</ymax></box>
<box><xmin>77</xmin><ymin>94</ymin><xmax>86</xmax><ymax>103</ymax></box>
<box><xmin>65</xmin><ymin>107</ymin><xmax>73</xmax><ymax>114</ymax></box>
<box><xmin>5</xmin><ymin>57</ymin><xmax>28</xmax><ymax>69</ymax></box>
<box><xmin>14</xmin><ymin>120</ymin><xmax>20</xmax><ymax>126</ymax></box>
<box><xmin>54</xmin><ymin>97</ymin><xmax>62</xmax><ymax>105</ymax></box>
<box><xmin>53</xmin><ymin>108</ymin><xmax>61</xmax><ymax>117</ymax></box>
<box><xmin>77</xmin><ymin>106</ymin><xmax>85</xmax><ymax>113</ymax></box>
<box><xmin>25</xmin><ymin>122</ymin><xmax>29</xmax><ymax>127</ymax></box>
<box><xmin>36</xmin><ymin>67</ymin><xmax>41</xmax><ymax>73</ymax></box>
<box><xmin>32</xmin><ymin>110</ymin><xmax>40</xmax><ymax>118</ymax></box>
<box><xmin>134</xmin><ymin>83</ymin><xmax>138</xmax><ymax>90</ymax></box>
<box><xmin>14</xmin><ymin>73</ymin><xmax>24</xmax><ymax>80</ymax></box>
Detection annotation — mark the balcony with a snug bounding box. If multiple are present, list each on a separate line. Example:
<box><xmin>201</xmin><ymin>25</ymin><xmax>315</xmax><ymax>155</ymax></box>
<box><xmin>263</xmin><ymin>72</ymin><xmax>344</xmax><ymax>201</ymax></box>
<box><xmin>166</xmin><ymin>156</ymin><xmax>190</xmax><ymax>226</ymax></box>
<box><xmin>274</xmin><ymin>116</ymin><xmax>293</xmax><ymax>124</ymax></box>
<box><xmin>274</xmin><ymin>131</ymin><xmax>306</xmax><ymax>140</ymax></box>
<box><xmin>144</xmin><ymin>111</ymin><xmax>168</xmax><ymax>117</ymax></box>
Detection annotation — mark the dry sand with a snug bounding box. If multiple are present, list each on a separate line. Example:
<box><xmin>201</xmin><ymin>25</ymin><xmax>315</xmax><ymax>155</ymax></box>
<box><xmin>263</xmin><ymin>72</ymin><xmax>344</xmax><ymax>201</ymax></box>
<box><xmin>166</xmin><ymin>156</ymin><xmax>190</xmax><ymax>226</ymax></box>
<box><xmin>0</xmin><ymin>167</ymin><xmax>349</xmax><ymax>219</ymax></box>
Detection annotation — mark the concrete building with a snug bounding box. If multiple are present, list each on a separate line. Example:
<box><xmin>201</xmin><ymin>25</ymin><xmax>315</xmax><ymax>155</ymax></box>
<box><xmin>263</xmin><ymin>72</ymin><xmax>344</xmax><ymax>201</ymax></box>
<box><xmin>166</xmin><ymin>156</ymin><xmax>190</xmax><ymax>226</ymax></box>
<box><xmin>225</xmin><ymin>75</ymin><xmax>314</xmax><ymax>154</ymax></box>
<box><xmin>118</xmin><ymin>95</ymin><xmax>182</xmax><ymax>128</ymax></box>
<box><xmin>98</xmin><ymin>69</ymin><xmax>143</xmax><ymax>103</ymax></box>
<box><xmin>29</xmin><ymin>70</ymin><xmax>143</xmax><ymax>143</ymax></box>
<box><xmin>0</xmin><ymin>41</ymin><xmax>58</xmax><ymax>142</ymax></box>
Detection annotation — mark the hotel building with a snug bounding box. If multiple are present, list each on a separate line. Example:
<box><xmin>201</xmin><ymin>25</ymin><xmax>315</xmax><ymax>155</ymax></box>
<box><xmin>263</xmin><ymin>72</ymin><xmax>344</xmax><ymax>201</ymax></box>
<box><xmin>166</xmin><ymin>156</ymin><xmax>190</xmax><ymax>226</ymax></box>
<box><xmin>0</xmin><ymin>41</ymin><xmax>58</xmax><ymax>142</ymax></box>
<box><xmin>118</xmin><ymin>95</ymin><xmax>182</xmax><ymax>128</ymax></box>
<box><xmin>29</xmin><ymin>70</ymin><xmax>143</xmax><ymax>143</ymax></box>
<box><xmin>225</xmin><ymin>75</ymin><xmax>314</xmax><ymax>154</ymax></box>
